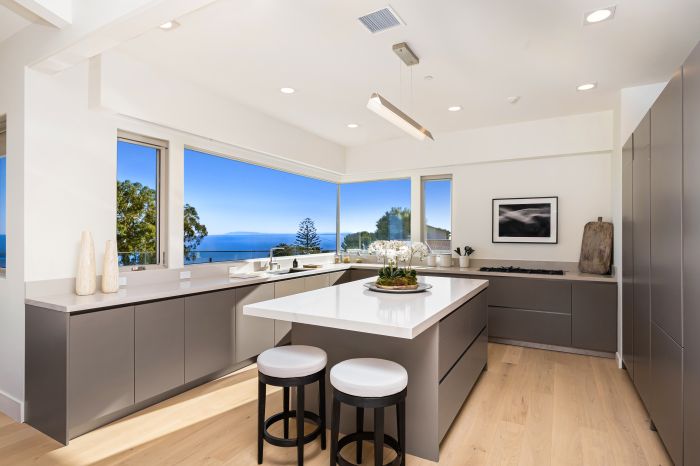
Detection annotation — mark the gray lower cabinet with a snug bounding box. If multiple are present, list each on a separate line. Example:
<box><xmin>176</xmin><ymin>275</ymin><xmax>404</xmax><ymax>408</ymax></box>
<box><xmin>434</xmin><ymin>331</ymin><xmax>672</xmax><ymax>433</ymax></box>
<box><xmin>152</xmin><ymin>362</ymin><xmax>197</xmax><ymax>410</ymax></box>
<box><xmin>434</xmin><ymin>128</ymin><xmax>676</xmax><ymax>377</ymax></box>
<box><xmin>438</xmin><ymin>291</ymin><xmax>487</xmax><ymax>380</ymax></box>
<box><xmin>684</xmin><ymin>41</ymin><xmax>700</xmax><ymax>466</ymax></box>
<box><xmin>235</xmin><ymin>283</ymin><xmax>275</xmax><ymax>361</ymax></box>
<box><xmin>487</xmin><ymin>276</ymin><xmax>571</xmax><ymax>313</ymax></box>
<box><xmin>68</xmin><ymin>306</ymin><xmax>135</xmax><ymax>438</ymax></box>
<box><xmin>184</xmin><ymin>290</ymin><xmax>236</xmax><ymax>383</ymax></box>
<box><xmin>633</xmin><ymin>110</ymin><xmax>652</xmax><ymax>408</ymax></box>
<box><xmin>329</xmin><ymin>270</ymin><xmax>351</xmax><ymax>285</ymax></box>
<box><xmin>135</xmin><ymin>299</ymin><xmax>185</xmax><ymax>403</ymax></box>
<box><xmin>571</xmin><ymin>282</ymin><xmax>617</xmax><ymax>352</ymax></box>
<box><xmin>305</xmin><ymin>273</ymin><xmax>330</xmax><ymax>291</ymax></box>
<box><xmin>350</xmin><ymin>268</ymin><xmax>377</xmax><ymax>281</ymax></box>
<box><xmin>650</xmin><ymin>322</ymin><xmax>683</xmax><ymax>465</ymax></box>
<box><xmin>489</xmin><ymin>307</ymin><xmax>571</xmax><ymax>347</ymax></box>
<box><xmin>274</xmin><ymin>278</ymin><xmax>305</xmax><ymax>344</ymax></box>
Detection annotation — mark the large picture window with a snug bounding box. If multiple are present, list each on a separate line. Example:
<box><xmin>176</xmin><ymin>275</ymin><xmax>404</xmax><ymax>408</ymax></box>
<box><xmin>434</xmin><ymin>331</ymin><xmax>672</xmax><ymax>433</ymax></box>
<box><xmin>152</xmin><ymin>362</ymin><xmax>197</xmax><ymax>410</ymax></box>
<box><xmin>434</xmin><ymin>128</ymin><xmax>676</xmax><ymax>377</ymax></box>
<box><xmin>116</xmin><ymin>132</ymin><xmax>167</xmax><ymax>267</ymax></box>
<box><xmin>422</xmin><ymin>176</ymin><xmax>452</xmax><ymax>252</ymax></box>
<box><xmin>340</xmin><ymin>179</ymin><xmax>411</xmax><ymax>251</ymax></box>
<box><xmin>184</xmin><ymin>149</ymin><xmax>337</xmax><ymax>264</ymax></box>
<box><xmin>0</xmin><ymin>116</ymin><xmax>6</xmax><ymax>271</ymax></box>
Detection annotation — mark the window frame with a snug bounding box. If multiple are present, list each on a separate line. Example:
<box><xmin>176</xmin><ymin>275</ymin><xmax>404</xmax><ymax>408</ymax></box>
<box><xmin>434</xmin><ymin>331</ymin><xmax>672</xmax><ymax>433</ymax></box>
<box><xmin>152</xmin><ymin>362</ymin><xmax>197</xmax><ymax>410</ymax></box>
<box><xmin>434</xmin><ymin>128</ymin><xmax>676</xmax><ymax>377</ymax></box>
<box><xmin>117</xmin><ymin>130</ymin><xmax>169</xmax><ymax>269</ymax></box>
<box><xmin>421</xmin><ymin>175</ymin><xmax>453</xmax><ymax>253</ymax></box>
<box><xmin>0</xmin><ymin>115</ymin><xmax>6</xmax><ymax>275</ymax></box>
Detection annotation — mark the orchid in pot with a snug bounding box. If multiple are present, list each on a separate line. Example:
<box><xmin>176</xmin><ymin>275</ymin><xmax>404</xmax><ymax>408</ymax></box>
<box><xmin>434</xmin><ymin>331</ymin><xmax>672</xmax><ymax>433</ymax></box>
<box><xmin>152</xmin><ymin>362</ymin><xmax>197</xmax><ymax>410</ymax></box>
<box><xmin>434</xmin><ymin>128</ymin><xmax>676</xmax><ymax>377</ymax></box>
<box><xmin>367</xmin><ymin>240</ymin><xmax>429</xmax><ymax>289</ymax></box>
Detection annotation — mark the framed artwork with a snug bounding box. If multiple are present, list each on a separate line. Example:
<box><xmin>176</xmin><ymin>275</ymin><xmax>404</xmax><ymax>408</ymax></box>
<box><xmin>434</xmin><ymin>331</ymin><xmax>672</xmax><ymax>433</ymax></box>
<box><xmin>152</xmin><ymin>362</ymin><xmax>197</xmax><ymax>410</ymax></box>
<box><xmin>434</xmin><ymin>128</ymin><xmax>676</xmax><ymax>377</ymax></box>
<box><xmin>492</xmin><ymin>197</ymin><xmax>558</xmax><ymax>244</ymax></box>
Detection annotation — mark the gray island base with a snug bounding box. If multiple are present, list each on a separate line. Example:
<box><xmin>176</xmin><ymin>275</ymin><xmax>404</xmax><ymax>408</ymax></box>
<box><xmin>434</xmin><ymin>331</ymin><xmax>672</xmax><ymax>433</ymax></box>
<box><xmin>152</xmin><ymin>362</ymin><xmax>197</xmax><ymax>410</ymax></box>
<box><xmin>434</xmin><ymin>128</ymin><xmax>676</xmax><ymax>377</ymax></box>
<box><xmin>245</xmin><ymin>276</ymin><xmax>489</xmax><ymax>461</ymax></box>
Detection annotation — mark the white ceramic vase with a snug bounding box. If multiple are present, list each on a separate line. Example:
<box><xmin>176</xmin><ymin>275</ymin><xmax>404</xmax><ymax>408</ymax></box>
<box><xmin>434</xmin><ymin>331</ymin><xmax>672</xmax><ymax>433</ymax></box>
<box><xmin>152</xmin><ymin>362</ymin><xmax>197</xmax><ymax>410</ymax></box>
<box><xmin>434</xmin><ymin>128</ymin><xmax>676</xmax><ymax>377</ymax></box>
<box><xmin>459</xmin><ymin>256</ymin><xmax>470</xmax><ymax>268</ymax></box>
<box><xmin>102</xmin><ymin>239</ymin><xmax>120</xmax><ymax>293</ymax></box>
<box><xmin>75</xmin><ymin>231</ymin><xmax>96</xmax><ymax>296</ymax></box>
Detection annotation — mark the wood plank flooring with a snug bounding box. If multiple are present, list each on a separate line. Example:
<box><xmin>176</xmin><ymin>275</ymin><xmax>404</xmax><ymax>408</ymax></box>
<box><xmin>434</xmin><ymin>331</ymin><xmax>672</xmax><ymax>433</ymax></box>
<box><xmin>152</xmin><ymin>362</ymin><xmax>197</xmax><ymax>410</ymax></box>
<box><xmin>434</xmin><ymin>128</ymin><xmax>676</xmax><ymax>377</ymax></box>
<box><xmin>0</xmin><ymin>343</ymin><xmax>672</xmax><ymax>465</ymax></box>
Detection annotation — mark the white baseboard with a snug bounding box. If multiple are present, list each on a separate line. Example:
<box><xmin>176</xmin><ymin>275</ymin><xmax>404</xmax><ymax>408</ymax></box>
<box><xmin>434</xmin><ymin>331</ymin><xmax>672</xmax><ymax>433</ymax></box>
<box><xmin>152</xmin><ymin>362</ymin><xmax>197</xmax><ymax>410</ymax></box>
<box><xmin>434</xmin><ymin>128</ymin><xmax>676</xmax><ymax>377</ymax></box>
<box><xmin>0</xmin><ymin>389</ymin><xmax>23</xmax><ymax>422</ymax></box>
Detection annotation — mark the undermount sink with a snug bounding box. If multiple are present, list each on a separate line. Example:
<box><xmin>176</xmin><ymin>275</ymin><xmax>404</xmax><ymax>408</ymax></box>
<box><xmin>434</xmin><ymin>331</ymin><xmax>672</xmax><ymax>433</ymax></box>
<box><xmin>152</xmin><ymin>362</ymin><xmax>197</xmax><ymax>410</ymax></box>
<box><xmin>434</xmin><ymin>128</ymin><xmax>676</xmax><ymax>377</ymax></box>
<box><xmin>267</xmin><ymin>268</ymin><xmax>309</xmax><ymax>275</ymax></box>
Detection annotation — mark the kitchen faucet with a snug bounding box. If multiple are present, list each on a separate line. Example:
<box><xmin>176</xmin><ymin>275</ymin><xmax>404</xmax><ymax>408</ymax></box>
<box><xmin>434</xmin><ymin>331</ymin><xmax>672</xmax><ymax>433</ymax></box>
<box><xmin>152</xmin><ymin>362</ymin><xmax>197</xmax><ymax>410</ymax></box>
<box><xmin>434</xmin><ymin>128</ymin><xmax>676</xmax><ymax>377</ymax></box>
<box><xmin>269</xmin><ymin>247</ymin><xmax>284</xmax><ymax>271</ymax></box>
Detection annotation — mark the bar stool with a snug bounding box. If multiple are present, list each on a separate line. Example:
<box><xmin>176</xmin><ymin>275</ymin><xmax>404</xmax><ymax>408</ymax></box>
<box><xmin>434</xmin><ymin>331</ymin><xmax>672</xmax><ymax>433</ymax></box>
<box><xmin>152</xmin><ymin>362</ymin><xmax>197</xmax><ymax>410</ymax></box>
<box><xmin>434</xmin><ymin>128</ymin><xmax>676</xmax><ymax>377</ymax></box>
<box><xmin>329</xmin><ymin>358</ymin><xmax>407</xmax><ymax>466</ymax></box>
<box><xmin>257</xmin><ymin>345</ymin><xmax>327</xmax><ymax>466</ymax></box>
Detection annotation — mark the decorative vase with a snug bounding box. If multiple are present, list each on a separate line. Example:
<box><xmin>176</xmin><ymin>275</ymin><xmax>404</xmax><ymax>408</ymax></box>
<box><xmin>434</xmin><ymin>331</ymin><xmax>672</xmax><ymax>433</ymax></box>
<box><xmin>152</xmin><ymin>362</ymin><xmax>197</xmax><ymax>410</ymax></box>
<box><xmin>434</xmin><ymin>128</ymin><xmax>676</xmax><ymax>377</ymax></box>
<box><xmin>75</xmin><ymin>231</ymin><xmax>96</xmax><ymax>296</ymax></box>
<box><xmin>426</xmin><ymin>255</ymin><xmax>437</xmax><ymax>267</ymax></box>
<box><xmin>102</xmin><ymin>240</ymin><xmax>120</xmax><ymax>293</ymax></box>
<box><xmin>459</xmin><ymin>256</ymin><xmax>470</xmax><ymax>268</ymax></box>
<box><xmin>437</xmin><ymin>254</ymin><xmax>452</xmax><ymax>267</ymax></box>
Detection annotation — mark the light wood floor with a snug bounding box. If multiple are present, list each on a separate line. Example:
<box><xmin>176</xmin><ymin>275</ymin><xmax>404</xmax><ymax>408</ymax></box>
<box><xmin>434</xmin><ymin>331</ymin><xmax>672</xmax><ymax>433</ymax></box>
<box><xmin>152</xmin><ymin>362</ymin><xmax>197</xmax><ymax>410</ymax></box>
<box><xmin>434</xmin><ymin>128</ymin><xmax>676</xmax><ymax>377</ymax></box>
<box><xmin>0</xmin><ymin>343</ymin><xmax>672</xmax><ymax>465</ymax></box>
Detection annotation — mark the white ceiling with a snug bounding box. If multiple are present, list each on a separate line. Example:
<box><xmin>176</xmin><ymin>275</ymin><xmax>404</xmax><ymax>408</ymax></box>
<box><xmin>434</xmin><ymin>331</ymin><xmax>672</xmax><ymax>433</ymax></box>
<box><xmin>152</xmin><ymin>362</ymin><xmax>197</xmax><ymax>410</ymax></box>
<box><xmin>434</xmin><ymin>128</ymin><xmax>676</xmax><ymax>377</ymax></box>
<box><xmin>0</xmin><ymin>3</ymin><xmax>31</xmax><ymax>44</ymax></box>
<box><xmin>116</xmin><ymin>0</ymin><xmax>700</xmax><ymax>147</ymax></box>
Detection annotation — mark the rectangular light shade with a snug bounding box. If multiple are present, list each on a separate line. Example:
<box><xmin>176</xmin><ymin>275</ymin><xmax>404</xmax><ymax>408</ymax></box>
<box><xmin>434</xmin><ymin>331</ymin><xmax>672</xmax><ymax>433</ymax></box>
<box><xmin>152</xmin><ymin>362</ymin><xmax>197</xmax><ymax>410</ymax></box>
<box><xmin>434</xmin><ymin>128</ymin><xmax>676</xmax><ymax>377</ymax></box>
<box><xmin>367</xmin><ymin>93</ymin><xmax>434</xmax><ymax>141</ymax></box>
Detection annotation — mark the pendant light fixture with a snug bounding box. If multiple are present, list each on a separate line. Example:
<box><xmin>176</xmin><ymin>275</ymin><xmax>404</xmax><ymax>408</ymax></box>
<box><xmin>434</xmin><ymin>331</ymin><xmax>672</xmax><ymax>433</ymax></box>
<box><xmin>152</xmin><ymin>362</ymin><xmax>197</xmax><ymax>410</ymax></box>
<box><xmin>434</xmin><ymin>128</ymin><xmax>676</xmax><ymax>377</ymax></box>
<box><xmin>367</xmin><ymin>42</ymin><xmax>434</xmax><ymax>141</ymax></box>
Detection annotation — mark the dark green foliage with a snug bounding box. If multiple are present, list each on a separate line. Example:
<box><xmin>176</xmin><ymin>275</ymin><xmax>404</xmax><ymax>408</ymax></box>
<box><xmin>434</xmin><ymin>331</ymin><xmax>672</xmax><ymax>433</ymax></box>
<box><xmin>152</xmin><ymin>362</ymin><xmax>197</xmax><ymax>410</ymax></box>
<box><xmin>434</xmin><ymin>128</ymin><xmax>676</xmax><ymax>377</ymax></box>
<box><xmin>375</xmin><ymin>207</ymin><xmax>411</xmax><ymax>240</ymax></box>
<box><xmin>454</xmin><ymin>246</ymin><xmax>475</xmax><ymax>257</ymax></box>
<box><xmin>184</xmin><ymin>203</ymin><xmax>208</xmax><ymax>262</ymax></box>
<box><xmin>376</xmin><ymin>265</ymin><xmax>418</xmax><ymax>287</ymax></box>
<box><xmin>341</xmin><ymin>231</ymin><xmax>377</xmax><ymax>251</ymax></box>
<box><xmin>294</xmin><ymin>217</ymin><xmax>321</xmax><ymax>254</ymax></box>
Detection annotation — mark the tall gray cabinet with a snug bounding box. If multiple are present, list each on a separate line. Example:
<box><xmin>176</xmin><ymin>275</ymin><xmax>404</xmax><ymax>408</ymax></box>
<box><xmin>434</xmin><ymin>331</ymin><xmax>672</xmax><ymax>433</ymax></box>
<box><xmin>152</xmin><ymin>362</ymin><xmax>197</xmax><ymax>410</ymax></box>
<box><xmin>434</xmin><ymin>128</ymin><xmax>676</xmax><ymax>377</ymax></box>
<box><xmin>622</xmin><ymin>41</ymin><xmax>700</xmax><ymax>465</ymax></box>
<box><xmin>683</xmin><ymin>43</ymin><xmax>700</xmax><ymax>466</ymax></box>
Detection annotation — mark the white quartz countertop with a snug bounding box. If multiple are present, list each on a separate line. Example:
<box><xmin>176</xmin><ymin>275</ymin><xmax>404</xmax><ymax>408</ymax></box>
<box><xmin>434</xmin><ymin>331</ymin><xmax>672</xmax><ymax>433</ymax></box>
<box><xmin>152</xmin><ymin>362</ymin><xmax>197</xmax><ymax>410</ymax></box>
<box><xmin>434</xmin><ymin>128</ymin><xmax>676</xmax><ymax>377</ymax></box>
<box><xmin>243</xmin><ymin>275</ymin><xmax>489</xmax><ymax>339</ymax></box>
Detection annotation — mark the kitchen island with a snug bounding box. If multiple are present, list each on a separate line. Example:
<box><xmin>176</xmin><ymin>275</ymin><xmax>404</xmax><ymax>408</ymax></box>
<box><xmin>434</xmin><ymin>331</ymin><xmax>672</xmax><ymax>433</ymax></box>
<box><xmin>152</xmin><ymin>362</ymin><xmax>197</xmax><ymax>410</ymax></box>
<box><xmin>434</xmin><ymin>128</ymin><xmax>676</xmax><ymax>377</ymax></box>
<box><xmin>244</xmin><ymin>275</ymin><xmax>489</xmax><ymax>461</ymax></box>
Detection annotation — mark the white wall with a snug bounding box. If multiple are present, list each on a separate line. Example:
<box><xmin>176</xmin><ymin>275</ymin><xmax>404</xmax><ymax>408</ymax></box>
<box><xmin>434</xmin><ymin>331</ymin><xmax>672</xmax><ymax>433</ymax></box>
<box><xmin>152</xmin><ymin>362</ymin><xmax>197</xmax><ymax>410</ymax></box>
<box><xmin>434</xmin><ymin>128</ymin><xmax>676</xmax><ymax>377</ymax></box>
<box><xmin>345</xmin><ymin>112</ymin><xmax>614</xmax><ymax>264</ymax></box>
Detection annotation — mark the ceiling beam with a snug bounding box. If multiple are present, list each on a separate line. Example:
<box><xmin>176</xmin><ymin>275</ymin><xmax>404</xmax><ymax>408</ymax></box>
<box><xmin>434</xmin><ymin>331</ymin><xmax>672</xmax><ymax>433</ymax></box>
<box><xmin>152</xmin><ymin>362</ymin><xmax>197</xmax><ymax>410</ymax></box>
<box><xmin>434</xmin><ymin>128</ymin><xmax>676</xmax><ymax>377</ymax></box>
<box><xmin>5</xmin><ymin>0</ymin><xmax>72</xmax><ymax>28</ymax></box>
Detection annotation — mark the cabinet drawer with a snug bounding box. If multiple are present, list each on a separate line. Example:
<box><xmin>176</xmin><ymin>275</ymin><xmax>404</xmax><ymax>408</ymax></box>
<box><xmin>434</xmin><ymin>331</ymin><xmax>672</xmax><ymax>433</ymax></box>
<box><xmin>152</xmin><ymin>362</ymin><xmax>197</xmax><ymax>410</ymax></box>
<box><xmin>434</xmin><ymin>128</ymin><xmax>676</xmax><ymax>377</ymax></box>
<box><xmin>304</xmin><ymin>273</ymin><xmax>330</xmax><ymax>291</ymax></box>
<box><xmin>489</xmin><ymin>306</ymin><xmax>571</xmax><ymax>346</ymax></box>
<box><xmin>350</xmin><ymin>269</ymin><xmax>377</xmax><ymax>281</ymax></box>
<box><xmin>438</xmin><ymin>291</ymin><xmax>487</xmax><ymax>380</ymax></box>
<box><xmin>236</xmin><ymin>284</ymin><xmax>275</xmax><ymax>361</ymax></box>
<box><xmin>274</xmin><ymin>279</ymin><xmax>305</xmax><ymax>345</ymax></box>
<box><xmin>487</xmin><ymin>276</ymin><xmax>571</xmax><ymax>313</ymax></box>
<box><xmin>438</xmin><ymin>328</ymin><xmax>487</xmax><ymax>440</ymax></box>
<box><xmin>329</xmin><ymin>270</ymin><xmax>351</xmax><ymax>285</ymax></box>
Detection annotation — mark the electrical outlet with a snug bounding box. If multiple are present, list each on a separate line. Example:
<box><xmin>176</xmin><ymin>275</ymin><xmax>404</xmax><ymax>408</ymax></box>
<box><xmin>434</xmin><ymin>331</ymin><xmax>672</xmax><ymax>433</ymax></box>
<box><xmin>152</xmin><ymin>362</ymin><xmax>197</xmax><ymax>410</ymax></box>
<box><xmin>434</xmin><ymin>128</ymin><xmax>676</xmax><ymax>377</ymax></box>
<box><xmin>180</xmin><ymin>270</ymin><xmax>192</xmax><ymax>280</ymax></box>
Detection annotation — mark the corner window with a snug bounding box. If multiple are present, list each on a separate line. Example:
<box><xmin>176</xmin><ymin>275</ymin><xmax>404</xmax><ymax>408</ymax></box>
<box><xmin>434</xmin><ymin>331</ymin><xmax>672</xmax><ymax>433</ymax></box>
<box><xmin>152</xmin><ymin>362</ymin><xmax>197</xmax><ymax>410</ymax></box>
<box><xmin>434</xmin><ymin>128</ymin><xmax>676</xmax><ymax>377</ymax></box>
<box><xmin>116</xmin><ymin>132</ymin><xmax>167</xmax><ymax>267</ymax></box>
<box><xmin>340</xmin><ymin>179</ymin><xmax>411</xmax><ymax>251</ymax></box>
<box><xmin>422</xmin><ymin>176</ymin><xmax>452</xmax><ymax>253</ymax></box>
<box><xmin>0</xmin><ymin>116</ymin><xmax>5</xmax><ymax>271</ymax></box>
<box><xmin>184</xmin><ymin>148</ymin><xmax>337</xmax><ymax>264</ymax></box>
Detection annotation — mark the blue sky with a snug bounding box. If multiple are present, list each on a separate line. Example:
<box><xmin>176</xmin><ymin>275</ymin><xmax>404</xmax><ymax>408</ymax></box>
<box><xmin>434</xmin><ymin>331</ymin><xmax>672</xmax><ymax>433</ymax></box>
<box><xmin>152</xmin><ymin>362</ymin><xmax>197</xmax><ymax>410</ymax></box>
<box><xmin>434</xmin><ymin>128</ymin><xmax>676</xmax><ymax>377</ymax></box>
<box><xmin>117</xmin><ymin>143</ymin><xmax>450</xmax><ymax>236</ymax></box>
<box><xmin>0</xmin><ymin>157</ymin><xmax>6</xmax><ymax>235</ymax></box>
<box><xmin>423</xmin><ymin>179</ymin><xmax>451</xmax><ymax>232</ymax></box>
<box><xmin>185</xmin><ymin>149</ymin><xmax>337</xmax><ymax>234</ymax></box>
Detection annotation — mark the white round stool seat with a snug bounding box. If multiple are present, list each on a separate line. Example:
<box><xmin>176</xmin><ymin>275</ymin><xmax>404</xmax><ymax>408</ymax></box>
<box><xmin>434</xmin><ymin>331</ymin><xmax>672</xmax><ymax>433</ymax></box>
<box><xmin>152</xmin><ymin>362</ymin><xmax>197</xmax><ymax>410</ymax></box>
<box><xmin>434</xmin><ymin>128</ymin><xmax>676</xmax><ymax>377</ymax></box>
<box><xmin>257</xmin><ymin>345</ymin><xmax>327</xmax><ymax>379</ymax></box>
<box><xmin>330</xmin><ymin>358</ymin><xmax>408</xmax><ymax>398</ymax></box>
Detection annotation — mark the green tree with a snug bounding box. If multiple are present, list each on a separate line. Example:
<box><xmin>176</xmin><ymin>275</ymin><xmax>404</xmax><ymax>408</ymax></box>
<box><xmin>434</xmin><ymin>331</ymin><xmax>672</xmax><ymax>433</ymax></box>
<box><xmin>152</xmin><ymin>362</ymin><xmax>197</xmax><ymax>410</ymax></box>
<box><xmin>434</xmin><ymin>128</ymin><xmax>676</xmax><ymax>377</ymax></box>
<box><xmin>273</xmin><ymin>243</ymin><xmax>297</xmax><ymax>257</ymax></box>
<box><xmin>184</xmin><ymin>203</ymin><xmax>209</xmax><ymax>262</ymax></box>
<box><xmin>117</xmin><ymin>180</ymin><xmax>157</xmax><ymax>265</ymax></box>
<box><xmin>341</xmin><ymin>231</ymin><xmax>376</xmax><ymax>251</ymax></box>
<box><xmin>375</xmin><ymin>207</ymin><xmax>411</xmax><ymax>240</ymax></box>
<box><xmin>117</xmin><ymin>180</ymin><xmax>208</xmax><ymax>265</ymax></box>
<box><xmin>295</xmin><ymin>217</ymin><xmax>321</xmax><ymax>254</ymax></box>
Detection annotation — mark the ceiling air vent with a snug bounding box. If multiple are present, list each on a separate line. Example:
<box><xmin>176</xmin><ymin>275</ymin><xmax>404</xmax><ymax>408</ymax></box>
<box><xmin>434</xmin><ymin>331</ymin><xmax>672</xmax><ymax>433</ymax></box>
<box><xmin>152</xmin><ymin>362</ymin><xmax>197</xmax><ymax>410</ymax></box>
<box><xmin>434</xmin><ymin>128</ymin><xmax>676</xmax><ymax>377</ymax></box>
<box><xmin>358</xmin><ymin>7</ymin><xmax>404</xmax><ymax>34</ymax></box>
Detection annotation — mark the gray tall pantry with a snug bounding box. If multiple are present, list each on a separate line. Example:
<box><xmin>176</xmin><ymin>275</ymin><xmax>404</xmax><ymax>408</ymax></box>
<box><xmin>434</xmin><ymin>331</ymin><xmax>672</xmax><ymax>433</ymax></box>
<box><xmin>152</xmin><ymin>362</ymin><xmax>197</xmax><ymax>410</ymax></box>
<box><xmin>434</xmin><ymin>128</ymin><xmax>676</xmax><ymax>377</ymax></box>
<box><xmin>622</xmin><ymin>42</ymin><xmax>700</xmax><ymax>465</ymax></box>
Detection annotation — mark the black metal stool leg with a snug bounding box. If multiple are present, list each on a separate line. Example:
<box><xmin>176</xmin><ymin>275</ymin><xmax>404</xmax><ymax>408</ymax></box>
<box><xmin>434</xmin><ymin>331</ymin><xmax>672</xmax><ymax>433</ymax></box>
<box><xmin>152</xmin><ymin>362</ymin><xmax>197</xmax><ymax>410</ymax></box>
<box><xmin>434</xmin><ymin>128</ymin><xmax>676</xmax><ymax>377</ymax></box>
<box><xmin>374</xmin><ymin>407</ymin><xmax>384</xmax><ymax>466</ymax></box>
<box><xmin>397</xmin><ymin>400</ymin><xmax>406</xmax><ymax>466</ymax></box>
<box><xmin>330</xmin><ymin>397</ymin><xmax>340</xmax><ymax>466</ymax></box>
<box><xmin>356</xmin><ymin>407</ymin><xmax>364</xmax><ymax>463</ymax></box>
<box><xmin>297</xmin><ymin>385</ymin><xmax>305</xmax><ymax>466</ymax></box>
<box><xmin>283</xmin><ymin>386</ymin><xmax>290</xmax><ymax>439</ymax></box>
<box><xmin>319</xmin><ymin>373</ymin><xmax>327</xmax><ymax>450</ymax></box>
<box><xmin>258</xmin><ymin>380</ymin><xmax>266</xmax><ymax>465</ymax></box>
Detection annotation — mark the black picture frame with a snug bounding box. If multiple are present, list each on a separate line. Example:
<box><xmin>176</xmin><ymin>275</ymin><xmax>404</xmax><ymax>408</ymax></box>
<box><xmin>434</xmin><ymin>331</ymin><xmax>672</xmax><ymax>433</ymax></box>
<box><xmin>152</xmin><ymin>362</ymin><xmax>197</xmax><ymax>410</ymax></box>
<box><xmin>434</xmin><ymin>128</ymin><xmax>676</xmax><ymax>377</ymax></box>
<box><xmin>492</xmin><ymin>196</ymin><xmax>559</xmax><ymax>244</ymax></box>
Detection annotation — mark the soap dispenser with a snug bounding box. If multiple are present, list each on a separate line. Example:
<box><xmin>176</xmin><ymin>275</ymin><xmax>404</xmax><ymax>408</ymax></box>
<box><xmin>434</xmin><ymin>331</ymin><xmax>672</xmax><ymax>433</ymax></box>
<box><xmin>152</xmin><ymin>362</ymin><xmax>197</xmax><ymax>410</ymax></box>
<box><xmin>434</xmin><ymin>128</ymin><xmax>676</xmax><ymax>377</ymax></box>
<box><xmin>292</xmin><ymin>258</ymin><xmax>299</xmax><ymax>268</ymax></box>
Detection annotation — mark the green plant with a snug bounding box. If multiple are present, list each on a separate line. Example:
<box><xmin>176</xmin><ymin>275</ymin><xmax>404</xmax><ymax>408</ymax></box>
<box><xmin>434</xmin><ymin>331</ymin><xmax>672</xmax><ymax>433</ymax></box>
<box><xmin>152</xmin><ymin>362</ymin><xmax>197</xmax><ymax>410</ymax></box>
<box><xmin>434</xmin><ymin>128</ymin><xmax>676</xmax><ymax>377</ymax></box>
<box><xmin>376</xmin><ymin>265</ymin><xmax>418</xmax><ymax>287</ymax></box>
<box><xmin>454</xmin><ymin>246</ymin><xmax>475</xmax><ymax>257</ymax></box>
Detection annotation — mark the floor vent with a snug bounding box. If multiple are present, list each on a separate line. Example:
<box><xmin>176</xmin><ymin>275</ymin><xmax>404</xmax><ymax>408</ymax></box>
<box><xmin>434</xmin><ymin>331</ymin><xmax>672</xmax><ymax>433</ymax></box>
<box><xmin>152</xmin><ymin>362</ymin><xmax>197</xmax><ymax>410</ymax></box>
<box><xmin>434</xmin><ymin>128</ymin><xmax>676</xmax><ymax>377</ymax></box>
<box><xmin>358</xmin><ymin>7</ymin><xmax>404</xmax><ymax>34</ymax></box>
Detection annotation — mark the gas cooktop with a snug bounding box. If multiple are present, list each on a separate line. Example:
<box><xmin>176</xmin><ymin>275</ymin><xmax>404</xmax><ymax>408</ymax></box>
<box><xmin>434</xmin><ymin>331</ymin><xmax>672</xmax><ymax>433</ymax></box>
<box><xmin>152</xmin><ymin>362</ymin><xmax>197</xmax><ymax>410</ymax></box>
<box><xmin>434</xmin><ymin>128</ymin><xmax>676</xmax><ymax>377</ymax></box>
<box><xmin>479</xmin><ymin>266</ymin><xmax>565</xmax><ymax>276</ymax></box>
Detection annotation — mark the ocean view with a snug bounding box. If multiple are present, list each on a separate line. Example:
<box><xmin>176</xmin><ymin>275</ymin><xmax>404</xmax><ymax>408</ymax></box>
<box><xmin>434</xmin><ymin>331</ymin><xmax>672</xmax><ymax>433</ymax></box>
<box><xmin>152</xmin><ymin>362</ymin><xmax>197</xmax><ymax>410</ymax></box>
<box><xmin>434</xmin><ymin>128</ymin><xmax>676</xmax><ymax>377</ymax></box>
<box><xmin>186</xmin><ymin>233</ymin><xmax>345</xmax><ymax>264</ymax></box>
<box><xmin>0</xmin><ymin>234</ymin><xmax>5</xmax><ymax>269</ymax></box>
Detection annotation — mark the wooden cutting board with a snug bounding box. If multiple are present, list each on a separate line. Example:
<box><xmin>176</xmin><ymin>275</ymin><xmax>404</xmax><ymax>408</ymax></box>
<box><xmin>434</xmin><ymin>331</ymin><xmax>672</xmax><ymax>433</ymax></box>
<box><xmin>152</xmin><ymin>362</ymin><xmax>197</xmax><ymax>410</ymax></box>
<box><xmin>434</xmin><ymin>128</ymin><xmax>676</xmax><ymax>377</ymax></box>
<box><xmin>579</xmin><ymin>217</ymin><xmax>613</xmax><ymax>275</ymax></box>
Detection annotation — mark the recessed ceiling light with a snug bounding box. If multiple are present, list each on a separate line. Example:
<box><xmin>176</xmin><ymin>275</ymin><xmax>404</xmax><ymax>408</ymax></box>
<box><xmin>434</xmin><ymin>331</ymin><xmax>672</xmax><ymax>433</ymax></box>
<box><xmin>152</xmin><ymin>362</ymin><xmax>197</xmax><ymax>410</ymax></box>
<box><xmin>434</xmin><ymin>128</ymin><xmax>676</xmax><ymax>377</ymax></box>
<box><xmin>584</xmin><ymin>6</ymin><xmax>616</xmax><ymax>25</ymax></box>
<box><xmin>507</xmin><ymin>96</ymin><xmax>521</xmax><ymax>104</ymax></box>
<box><xmin>280</xmin><ymin>87</ymin><xmax>296</xmax><ymax>94</ymax></box>
<box><xmin>447</xmin><ymin>105</ymin><xmax>462</xmax><ymax>112</ymax></box>
<box><xmin>159</xmin><ymin>20</ymin><xmax>179</xmax><ymax>30</ymax></box>
<box><xmin>577</xmin><ymin>82</ymin><xmax>597</xmax><ymax>91</ymax></box>
<box><xmin>424</xmin><ymin>75</ymin><xmax>434</xmax><ymax>81</ymax></box>
<box><xmin>347</xmin><ymin>123</ymin><xmax>360</xmax><ymax>129</ymax></box>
